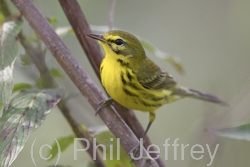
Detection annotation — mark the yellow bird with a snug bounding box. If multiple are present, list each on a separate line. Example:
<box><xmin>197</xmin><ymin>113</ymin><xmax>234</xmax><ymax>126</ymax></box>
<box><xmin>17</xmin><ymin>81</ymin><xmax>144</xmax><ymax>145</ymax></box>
<box><xmin>87</xmin><ymin>30</ymin><xmax>226</xmax><ymax>140</ymax></box>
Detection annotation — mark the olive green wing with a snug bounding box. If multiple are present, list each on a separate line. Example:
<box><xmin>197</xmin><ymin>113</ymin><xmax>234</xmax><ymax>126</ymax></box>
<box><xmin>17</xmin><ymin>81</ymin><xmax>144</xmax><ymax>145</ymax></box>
<box><xmin>137</xmin><ymin>70</ymin><xmax>176</xmax><ymax>90</ymax></box>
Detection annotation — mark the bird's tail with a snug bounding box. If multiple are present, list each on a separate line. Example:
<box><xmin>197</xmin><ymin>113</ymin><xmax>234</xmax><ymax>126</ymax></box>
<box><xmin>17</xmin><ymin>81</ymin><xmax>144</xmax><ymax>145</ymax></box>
<box><xmin>176</xmin><ymin>87</ymin><xmax>228</xmax><ymax>105</ymax></box>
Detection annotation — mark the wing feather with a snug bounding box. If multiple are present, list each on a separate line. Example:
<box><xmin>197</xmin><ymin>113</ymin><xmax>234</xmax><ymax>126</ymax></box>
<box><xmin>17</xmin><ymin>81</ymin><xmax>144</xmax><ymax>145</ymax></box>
<box><xmin>138</xmin><ymin>70</ymin><xmax>176</xmax><ymax>90</ymax></box>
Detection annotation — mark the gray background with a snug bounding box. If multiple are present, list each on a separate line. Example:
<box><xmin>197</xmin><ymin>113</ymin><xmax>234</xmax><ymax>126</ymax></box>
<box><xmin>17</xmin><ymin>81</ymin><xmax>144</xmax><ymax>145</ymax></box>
<box><xmin>6</xmin><ymin>0</ymin><xmax>250</xmax><ymax>166</ymax></box>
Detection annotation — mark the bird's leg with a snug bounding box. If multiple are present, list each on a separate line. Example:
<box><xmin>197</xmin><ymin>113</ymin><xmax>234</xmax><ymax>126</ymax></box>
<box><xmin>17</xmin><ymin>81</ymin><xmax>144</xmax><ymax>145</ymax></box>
<box><xmin>95</xmin><ymin>97</ymin><xmax>114</xmax><ymax>115</ymax></box>
<box><xmin>143</xmin><ymin>113</ymin><xmax>155</xmax><ymax>139</ymax></box>
<box><xmin>130</xmin><ymin>112</ymin><xmax>155</xmax><ymax>162</ymax></box>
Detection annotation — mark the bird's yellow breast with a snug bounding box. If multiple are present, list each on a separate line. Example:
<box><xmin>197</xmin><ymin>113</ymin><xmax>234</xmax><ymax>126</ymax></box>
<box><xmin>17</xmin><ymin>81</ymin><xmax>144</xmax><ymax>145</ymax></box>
<box><xmin>100</xmin><ymin>57</ymin><xmax>142</xmax><ymax>110</ymax></box>
<box><xmin>100</xmin><ymin>56</ymin><xmax>175</xmax><ymax>112</ymax></box>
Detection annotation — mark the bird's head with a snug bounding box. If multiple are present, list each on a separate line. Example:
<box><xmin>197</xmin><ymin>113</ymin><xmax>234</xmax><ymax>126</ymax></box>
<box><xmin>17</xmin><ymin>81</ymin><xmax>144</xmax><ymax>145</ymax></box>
<box><xmin>87</xmin><ymin>30</ymin><xmax>146</xmax><ymax>62</ymax></box>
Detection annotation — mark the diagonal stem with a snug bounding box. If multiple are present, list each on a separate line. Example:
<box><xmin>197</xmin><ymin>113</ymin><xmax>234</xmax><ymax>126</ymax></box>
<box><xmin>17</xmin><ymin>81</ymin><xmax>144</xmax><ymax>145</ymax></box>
<box><xmin>0</xmin><ymin>0</ymin><xmax>105</xmax><ymax>166</ymax></box>
<box><xmin>58</xmin><ymin>0</ymin><xmax>167</xmax><ymax>166</ymax></box>
<box><xmin>10</xmin><ymin>0</ymin><xmax>159</xmax><ymax>166</ymax></box>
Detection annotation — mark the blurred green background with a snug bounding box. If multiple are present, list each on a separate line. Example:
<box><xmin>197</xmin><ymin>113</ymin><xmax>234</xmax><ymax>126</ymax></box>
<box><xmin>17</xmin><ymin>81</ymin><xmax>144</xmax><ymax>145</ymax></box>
<box><xmin>4</xmin><ymin>0</ymin><xmax>250</xmax><ymax>166</ymax></box>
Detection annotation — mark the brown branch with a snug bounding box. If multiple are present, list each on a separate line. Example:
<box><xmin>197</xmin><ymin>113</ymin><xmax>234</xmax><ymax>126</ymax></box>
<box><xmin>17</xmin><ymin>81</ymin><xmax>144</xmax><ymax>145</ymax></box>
<box><xmin>10</xmin><ymin>0</ymin><xmax>158</xmax><ymax>166</ymax></box>
<box><xmin>1</xmin><ymin>0</ymin><xmax>105</xmax><ymax>166</ymax></box>
<box><xmin>58</xmin><ymin>0</ymin><xmax>166</xmax><ymax>166</ymax></box>
<box><xmin>19</xmin><ymin>33</ymin><xmax>105</xmax><ymax>167</ymax></box>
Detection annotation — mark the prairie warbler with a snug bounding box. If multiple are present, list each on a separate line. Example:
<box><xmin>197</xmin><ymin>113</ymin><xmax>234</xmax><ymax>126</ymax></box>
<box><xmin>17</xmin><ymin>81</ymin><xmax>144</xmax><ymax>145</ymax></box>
<box><xmin>87</xmin><ymin>30</ymin><xmax>225</xmax><ymax>143</ymax></box>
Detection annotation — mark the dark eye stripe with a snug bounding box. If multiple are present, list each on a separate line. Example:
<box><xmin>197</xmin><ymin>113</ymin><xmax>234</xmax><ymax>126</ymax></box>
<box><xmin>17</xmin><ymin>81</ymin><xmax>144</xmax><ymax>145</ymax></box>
<box><xmin>107</xmin><ymin>39</ymin><xmax>129</xmax><ymax>56</ymax></box>
<box><xmin>108</xmin><ymin>43</ymin><xmax>121</xmax><ymax>55</ymax></box>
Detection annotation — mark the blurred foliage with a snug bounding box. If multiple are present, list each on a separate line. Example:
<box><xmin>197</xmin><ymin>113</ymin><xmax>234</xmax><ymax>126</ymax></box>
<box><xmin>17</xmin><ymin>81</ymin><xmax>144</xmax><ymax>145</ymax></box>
<box><xmin>12</xmin><ymin>83</ymin><xmax>33</xmax><ymax>93</ymax></box>
<box><xmin>47</xmin><ymin>16</ymin><xmax>58</xmax><ymax>27</ymax></box>
<box><xmin>48</xmin><ymin>126</ymin><xmax>135</xmax><ymax>167</ymax></box>
<box><xmin>0</xmin><ymin>13</ymin><xmax>4</xmax><ymax>23</ymax></box>
<box><xmin>49</xmin><ymin>68</ymin><xmax>64</xmax><ymax>78</ymax></box>
<box><xmin>209</xmin><ymin>123</ymin><xmax>250</xmax><ymax>141</ymax></box>
<box><xmin>20</xmin><ymin>54</ymin><xmax>32</xmax><ymax>67</ymax></box>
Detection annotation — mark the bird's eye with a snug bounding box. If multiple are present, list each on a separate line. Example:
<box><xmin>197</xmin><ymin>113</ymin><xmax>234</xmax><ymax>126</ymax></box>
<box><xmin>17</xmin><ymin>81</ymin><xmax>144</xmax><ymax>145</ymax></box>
<box><xmin>115</xmin><ymin>39</ymin><xmax>124</xmax><ymax>46</ymax></box>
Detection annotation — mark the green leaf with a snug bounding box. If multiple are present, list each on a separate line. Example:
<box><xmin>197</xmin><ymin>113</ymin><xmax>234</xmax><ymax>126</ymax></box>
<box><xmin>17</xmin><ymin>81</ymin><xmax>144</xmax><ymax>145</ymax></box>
<box><xmin>0</xmin><ymin>13</ymin><xmax>4</xmax><ymax>24</ymax></box>
<box><xmin>55</xmin><ymin>26</ymin><xmax>74</xmax><ymax>38</ymax></box>
<box><xmin>89</xmin><ymin>126</ymin><xmax>135</xmax><ymax>167</ymax></box>
<box><xmin>140</xmin><ymin>39</ymin><xmax>185</xmax><ymax>75</ymax></box>
<box><xmin>20</xmin><ymin>54</ymin><xmax>32</xmax><ymax>67</ymax></box>
<box><xmin>0</xmin><ymin>88</ymin><xmax>62</xmax><ymax>167</ymax></box>
<box><xmin>87</xmin><ymin>162</ymin><xmax>97</xmax><ymax>167</ymax></box>
<box><xmin>209</xmin><ymin>123</ymin><xmax>250</xmax><ymax>141</ymax></box>
<box><xmin>166</xmin><ymin>56</ymin><xmax>185</xmax><ymax>75</ymax></box>
<box><xmin>49</xmin><ymin>68</ymin><xmax>64</xmax><ymax>78</ymax></box>
<box><xmin>12</xmin><ymin>83</ymin><xmax>33</xmax><ymax>93</ymax></box>
<box><xmin>0</xmin><ymin>16</ymin><xmax>23</xmax><ymax>113</ymax></box>
<box><xmin>46</xmin><ymin>17</ymin><xmax>58</xmax><ymax>27</ymax></box>
<box><xmin>47</xmin><ymin>135</ymin><xmax>75</xmax><ymax>161</ymax></box>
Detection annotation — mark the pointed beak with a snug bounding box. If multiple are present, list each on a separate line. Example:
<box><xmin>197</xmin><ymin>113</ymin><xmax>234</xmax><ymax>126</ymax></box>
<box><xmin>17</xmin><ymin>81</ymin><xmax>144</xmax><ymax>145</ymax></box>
<box><xmin>86</xmin><ymin>33</ymin><xmax>106</xmax><ymax>43</ymax></box>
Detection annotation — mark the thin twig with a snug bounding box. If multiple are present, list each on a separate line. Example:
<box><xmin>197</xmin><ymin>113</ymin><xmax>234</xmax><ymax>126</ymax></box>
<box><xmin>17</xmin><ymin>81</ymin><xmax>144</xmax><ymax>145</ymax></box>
<box><xmin>19</xmin><ymin>33</ymin><xmax>106</xmax><ymax>167</ymax></box>
<box><xmin>58</xmin><ymin>1</ymin><xmax>166</xmax><ymax>166</ymax></box>
<box><xmin>109</xmin><ymin>0</ymin><xmax>116</xmax><ymax>30</ymax></box>
<box><xmin>10</xmin><ymin>0</ymin><xmax>158</xmax><ymax>166</ymax></box>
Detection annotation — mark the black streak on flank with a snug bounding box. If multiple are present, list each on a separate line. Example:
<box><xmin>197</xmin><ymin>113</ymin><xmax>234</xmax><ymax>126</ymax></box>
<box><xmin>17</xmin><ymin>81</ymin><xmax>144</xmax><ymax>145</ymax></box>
<box><xmin>128</xmin><ymin>82</ymin><xmax>140</xmax><ymax>90</ymax></box>
<box><xmin>143</xmin><ymin>92</ymin><xmax>167</xmax><ymax>101</ymax></box>
<box><xmin>121</xmin><ymin>71</ymin><xmax>140</xmax><ymax>90</ymax></box>
<box><xmin>140</xmin><ymin>99</ymin><xmax>162</xmax><ymax>107</ymax></box>
<box><xmin>126</xmin><ymin>71</ymin><xmax>133</xmax><ymax>81</ymax></box>
<box><xmin>121</xmin><ymin>72</ymin><xmax>127</xmax><ymax>85</ymax></box>
<box><xmin>123</xmin><ymin>88</ymin><xmax>138</xmax><ymax>97</ymax></box>
<box><xmin>117</xmin><ymin>59</ymin><xmax>129</xmax><ymax>67</ymax></box>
